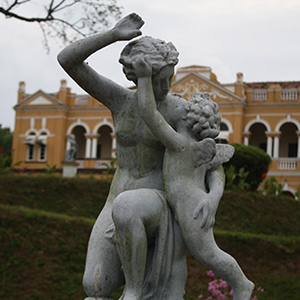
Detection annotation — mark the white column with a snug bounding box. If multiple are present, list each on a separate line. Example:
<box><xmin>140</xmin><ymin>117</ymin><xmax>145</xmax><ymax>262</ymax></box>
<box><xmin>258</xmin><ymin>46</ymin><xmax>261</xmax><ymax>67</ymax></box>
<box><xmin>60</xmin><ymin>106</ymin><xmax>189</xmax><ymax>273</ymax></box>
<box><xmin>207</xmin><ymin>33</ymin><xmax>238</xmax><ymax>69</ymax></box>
<box><xmin>42</xmin><ymin>117</ymin><xmax>46</xmax><ymax>129</ymax></box>
<box><xmin>243</xmin><ymin>136</ymin><xmax>249</xmax><ymax>146</ymax></box>
<box><xmin>85</xmin><ymin>138</ymin><xmax>91</xmax><ymax>158</ymax></box>
<box><xmin>91</xmin><ymin>138</ymin><xmax>98</xmax><ymax>158</ymax></box>
<box><xmin>273</xmin><ymin>137</ymin><xmax>279</xmax><ymax>158</ymax></box>
<box><xmin>111</xmin><ymin>134</ymin><xmax>117</xmax><ymax>158</ymax></box>
<box><xmin>267</xmin><ymin>136</ymin><xmax>273</xmax><ymax>157</ymax></box>
<box><xmin>30</xmin><ymin>118</ymin><xmax>35</xmax><ymax>130</ymax></box>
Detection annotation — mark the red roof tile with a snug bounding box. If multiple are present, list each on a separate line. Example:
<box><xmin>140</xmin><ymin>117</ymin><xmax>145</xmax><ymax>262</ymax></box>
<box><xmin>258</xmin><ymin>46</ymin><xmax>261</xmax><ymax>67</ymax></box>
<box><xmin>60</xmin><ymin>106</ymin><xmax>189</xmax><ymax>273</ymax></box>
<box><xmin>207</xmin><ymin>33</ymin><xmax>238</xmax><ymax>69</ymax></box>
<box><xmin>246</xmin><ymin>82</ymin><xmax>300</xmax><ymax>89</ymax></box>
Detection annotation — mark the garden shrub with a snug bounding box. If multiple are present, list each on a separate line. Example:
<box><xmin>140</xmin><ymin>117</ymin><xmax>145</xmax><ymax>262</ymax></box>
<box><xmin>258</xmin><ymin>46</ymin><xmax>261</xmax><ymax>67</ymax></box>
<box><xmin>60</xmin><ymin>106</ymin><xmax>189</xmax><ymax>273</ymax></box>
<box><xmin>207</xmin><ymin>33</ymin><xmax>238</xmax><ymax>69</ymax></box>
<box><xmin>224</xmin><ymin>143</ymin><xmax>271</xmax><ymax>191</ymax></box>
<box><xmin>225</xmin><ymin>165</ymin><xmax>249</xmax><ymax>191</ymax></box>
<box><xmin>261</xmin><ymin>176</ymin><xmax>283</xmax><ymax>196</ymax></box>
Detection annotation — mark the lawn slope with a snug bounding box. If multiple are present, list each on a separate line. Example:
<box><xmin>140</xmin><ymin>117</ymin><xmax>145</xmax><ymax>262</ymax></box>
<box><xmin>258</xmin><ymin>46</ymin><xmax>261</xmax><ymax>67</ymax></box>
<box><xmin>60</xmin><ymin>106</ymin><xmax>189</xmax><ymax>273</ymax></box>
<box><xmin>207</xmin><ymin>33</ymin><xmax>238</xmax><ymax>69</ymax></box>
<box><xmin>1</xmin><ymin>175</ymin><xmax>300</xmax><ymax>300</ymax></box>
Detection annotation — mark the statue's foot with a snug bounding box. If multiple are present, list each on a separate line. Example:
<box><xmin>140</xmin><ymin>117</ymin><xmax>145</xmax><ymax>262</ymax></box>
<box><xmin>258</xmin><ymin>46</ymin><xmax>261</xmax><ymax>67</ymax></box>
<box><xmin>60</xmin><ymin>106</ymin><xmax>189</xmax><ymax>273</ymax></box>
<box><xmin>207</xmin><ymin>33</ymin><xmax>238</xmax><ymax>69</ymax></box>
<box><xmin>233</xmin><ymin>280</ymin><xmax>255</xmax><ymax>300</ymax></box>
<box><xmin>118</xmin><ymin>291</ymin><xmax>140</xmax><ymax>300</ymax></box>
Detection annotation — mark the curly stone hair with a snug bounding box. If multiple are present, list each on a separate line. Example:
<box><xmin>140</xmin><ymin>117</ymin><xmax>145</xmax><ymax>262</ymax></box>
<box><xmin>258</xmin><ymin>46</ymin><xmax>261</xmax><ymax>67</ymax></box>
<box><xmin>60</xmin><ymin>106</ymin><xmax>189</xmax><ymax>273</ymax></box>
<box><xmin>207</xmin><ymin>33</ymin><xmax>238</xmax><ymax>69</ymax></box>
<box><xmin>183</xmin><ymin>92</ymin><xmax>221</xmax><ymax>140</ymax></box>
<box><xmin>119</xmin><ymin>36</ymin><xmax>179</xmax><ymax>83</ymax></box>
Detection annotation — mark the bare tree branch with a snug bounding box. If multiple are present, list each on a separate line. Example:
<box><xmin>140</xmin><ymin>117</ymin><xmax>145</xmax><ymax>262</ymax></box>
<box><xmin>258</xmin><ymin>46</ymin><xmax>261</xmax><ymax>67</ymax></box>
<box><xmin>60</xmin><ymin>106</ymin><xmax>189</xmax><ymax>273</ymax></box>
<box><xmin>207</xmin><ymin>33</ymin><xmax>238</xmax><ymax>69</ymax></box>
<box><xmin>0</xmin><ymin>7</ymin><xmax>53</xmax><ymax>22</ymax></box>
<box><xmin>52</xmin><ymin>0</ymin><xmax>78</xmax><ymax>13</ymax></box>
<box><xmin>39</xmin><ymin>22</ymin><xmax>50</xmax><ymax>53</ymax></box>
<box><xmin>55</xmin><ymin>17</ymin><xmax>87</xmax><ymax>37</ymax></box>
<box><xmin>51</xmin><ymin>0</ymin><xmax>68</xmax><ymax>11</ymax></box>
<box><xmin>0</xmin><ymin>0</ymin><xmax>122</xmax><ymax>50</ymax></box>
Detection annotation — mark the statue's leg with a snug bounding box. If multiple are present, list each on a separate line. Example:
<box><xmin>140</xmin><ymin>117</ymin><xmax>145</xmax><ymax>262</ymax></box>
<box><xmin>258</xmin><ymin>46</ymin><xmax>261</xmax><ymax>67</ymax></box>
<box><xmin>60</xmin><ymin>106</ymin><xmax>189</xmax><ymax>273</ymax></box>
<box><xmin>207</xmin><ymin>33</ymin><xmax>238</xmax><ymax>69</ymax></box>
<box><xmin>112</xmin><ymin>189</ymin><xmax>164</xmax><ymax>300</ymax></box>
<box><xmin>176</xmin><ymin>199</ymin><xmax>254</xmax><ymax>300</ymax></box>
<box><xmin>83</xmin><ymin>201</ymin><xmax>125</xmax><ymax>300</ymax></box>
<box><xmin>164</xmin><ymin>220</ymin><xmax>187</xmax><ymax>300</ymax></box>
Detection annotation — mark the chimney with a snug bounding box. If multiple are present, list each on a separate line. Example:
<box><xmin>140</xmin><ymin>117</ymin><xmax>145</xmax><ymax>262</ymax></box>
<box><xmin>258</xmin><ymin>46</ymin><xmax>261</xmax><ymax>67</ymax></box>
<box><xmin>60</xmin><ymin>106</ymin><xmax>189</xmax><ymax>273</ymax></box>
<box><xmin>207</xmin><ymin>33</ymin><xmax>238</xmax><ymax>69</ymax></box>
<box><xmin>235</xmin><ymin>73</ymin><xmax>244</xmax><ymax>98</ymax></box>
<box><xmin>18</xmin><ymin>81</ymin><xmax>26</xmax><ymax>103</ymax></box>
<box><xmin>57</xmin><ymin>79</ymin><xmax>68</xmax><ymax>102</ymax></box>
<box><xmin>236</xmin><ymin>72</ymin><xmax>244</xmax><ymax>84</ymax></box>
<box><xmin>60</xmin><ymin>79</ymin><xmax>67</xmax><ymax>91</ymax></box>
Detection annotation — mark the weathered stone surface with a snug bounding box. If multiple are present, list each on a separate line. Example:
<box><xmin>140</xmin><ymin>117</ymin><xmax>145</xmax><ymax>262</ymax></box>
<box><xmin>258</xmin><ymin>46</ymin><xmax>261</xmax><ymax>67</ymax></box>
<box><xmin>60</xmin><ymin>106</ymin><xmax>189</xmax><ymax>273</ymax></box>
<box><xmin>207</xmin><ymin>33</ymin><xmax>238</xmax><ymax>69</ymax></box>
<box><xmin>58</xmin><ymin>13</ymin><xmax>254</xmax><ymax>300</ymax></box>
<box><xmin>62</xmin><ymin>161</ymin><xmax>78</xmax><ymax>178</ymax></box>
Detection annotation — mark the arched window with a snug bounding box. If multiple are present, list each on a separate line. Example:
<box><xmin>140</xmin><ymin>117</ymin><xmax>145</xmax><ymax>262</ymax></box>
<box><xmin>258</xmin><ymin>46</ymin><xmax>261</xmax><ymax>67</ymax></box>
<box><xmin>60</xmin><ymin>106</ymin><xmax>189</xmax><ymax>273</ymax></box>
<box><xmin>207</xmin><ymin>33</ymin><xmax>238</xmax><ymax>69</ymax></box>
<box><xmin>97</xmin><ymin>125</ymin><xmax>112</xmax><ymax>159</ymax></box>
<box><xmin>38</xmin><ymin>144</ymin><xmax>46</xmax><ymax>161</ymax></box>
<box><xmin>24</xmin><ymin>132</ymin><xmax>36</xmax><ymax>161</ymax></box>
<box><xmin>220</xmin><ymin>122</ymin><xmax>229</xmax><ymax>131</ymax></box>
<box><xmin>216</xmin><ymin>122</ymin><xmax>229</xmax><ymax>144</ymax></box>
<box><xmin>72</xmin><ymin>126</ymin><xmax>86</xmax><ymax>159</ymax></box>
<box><xmin>249</xmin><ymin>123</ymin><xmax>267</xmax><ymax>152</ymax></box>
<box><xmin>37</xmin><ymin>132</ymin><xmax>47</xmax><ymax>161</ymax></box>
<box><xmin>279</xmin><ymin>123</ymin><xmax>298</xmax><ymax>158</ymax></box>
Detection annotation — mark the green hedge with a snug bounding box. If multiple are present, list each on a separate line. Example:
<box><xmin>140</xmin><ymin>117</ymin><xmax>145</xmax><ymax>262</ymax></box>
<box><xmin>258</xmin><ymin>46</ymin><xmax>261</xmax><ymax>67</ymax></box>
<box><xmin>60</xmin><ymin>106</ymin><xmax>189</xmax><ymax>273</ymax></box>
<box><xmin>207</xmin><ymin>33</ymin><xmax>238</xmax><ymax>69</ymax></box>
<box><xmin>1</xmin><ymin>204</ymin><xmax>299</xmax><ymax>300</ymax></box>
<box><xmin>1</xmin><ymin>176</ymin><xmax>300</xmax><ymax>237</ymax></box>
<box><xmin>224</xmin><ymin>143</ymin><xmax>271</xmax><ymax>191</ymax></box>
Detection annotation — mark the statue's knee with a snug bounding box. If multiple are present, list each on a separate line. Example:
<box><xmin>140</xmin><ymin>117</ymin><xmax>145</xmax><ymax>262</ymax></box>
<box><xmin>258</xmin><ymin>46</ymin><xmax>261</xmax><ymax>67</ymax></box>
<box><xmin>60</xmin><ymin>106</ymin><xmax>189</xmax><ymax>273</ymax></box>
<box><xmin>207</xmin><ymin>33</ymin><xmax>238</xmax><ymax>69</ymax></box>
<box><xmin>112</xmin><ymin>191</ymin><xmax>138</xmax><ymax>227</ymax></box>
<box><xmin>83</xmin><ymin>264</ymin><xmax>108</xmax><ymax>297</ymax></box>
<box><xmin>83</xmin><ymin>268</ymin><xmax>95</xmax><ymax>296</ymax></box>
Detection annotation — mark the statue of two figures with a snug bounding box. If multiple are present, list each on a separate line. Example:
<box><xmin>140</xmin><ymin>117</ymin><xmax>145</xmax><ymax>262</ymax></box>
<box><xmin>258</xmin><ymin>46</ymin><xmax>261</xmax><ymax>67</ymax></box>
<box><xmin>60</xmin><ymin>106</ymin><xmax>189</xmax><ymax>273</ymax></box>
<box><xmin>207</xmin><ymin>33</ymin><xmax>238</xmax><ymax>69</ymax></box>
<box><xmin>58</xmin><ymin>13</ymin><xmax>254</xmax><ymax>300</ymax></box>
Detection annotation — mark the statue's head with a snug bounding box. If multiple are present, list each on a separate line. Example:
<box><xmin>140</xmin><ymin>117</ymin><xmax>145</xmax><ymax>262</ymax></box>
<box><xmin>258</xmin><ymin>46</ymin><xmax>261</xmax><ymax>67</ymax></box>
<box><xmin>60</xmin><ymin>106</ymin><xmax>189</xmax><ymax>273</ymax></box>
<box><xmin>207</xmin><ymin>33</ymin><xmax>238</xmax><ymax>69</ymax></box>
<box><xmin>67</xmin><ymin>134</ymin><xmax>76</xmax><ymax>141</ymax></box>
<box><xmin>119</xmin><ymin>36</ymin><xmax>179</xmax><ymax>85</ymax></box>
<box><xmin>183</xmin><ymin>93</ymin><xmax>221</xmax><ymax>140</ymax></box>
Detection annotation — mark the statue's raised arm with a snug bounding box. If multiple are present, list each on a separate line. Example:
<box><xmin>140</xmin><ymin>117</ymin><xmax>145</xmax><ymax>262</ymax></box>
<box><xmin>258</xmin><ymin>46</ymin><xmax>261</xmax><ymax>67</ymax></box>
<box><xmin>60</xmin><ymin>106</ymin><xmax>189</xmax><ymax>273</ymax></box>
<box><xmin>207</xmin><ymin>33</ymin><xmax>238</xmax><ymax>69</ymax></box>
<box><xmin>57</xmin><ymin>13</ymin><xmax>144</xmax><ymax>113</ymax></box>
<box><xmin>135</xmin><ymin>56</ymin><xmax>185</xmax><ymax>152</ymax></box>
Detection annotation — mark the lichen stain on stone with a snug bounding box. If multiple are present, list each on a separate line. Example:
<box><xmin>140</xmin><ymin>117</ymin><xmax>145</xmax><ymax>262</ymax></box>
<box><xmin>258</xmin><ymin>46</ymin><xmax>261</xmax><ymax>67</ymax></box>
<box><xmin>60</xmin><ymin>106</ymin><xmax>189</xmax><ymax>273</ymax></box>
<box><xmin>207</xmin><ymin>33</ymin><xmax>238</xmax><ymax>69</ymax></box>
<box><xmin>94</xmin><ymin>264</ymin><xmax>101</xmax><ymax>293</ymax></box>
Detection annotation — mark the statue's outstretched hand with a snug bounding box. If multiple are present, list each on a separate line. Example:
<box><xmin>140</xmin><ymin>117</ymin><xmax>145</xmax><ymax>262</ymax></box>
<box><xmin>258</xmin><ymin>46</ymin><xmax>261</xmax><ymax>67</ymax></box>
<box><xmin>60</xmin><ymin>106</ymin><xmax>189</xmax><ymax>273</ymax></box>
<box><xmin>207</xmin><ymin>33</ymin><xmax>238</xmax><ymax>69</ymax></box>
<box><xmin>113</xmin><ymin>13</ymin><xmax>144</xmax><ymax>41</ymax></box>
<box><xmin>193</xmin><ymin>198</ymin><xmax>216</xmax><ymax>229</ymax></box>
<box><xmin>133</xmin><ymin>56</ymin><xmax>152</xmax><ymax>78</ymax></box>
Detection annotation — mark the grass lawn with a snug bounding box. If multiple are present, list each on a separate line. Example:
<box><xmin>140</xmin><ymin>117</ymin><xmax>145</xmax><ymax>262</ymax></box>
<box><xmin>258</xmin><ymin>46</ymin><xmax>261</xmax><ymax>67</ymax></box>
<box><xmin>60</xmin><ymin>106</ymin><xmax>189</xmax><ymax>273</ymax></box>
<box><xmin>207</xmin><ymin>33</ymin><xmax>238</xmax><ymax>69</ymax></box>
<box><xmin>0</xmin><ymin>175</ymin><xmax>300</xmax><ymax>300</ymax></box>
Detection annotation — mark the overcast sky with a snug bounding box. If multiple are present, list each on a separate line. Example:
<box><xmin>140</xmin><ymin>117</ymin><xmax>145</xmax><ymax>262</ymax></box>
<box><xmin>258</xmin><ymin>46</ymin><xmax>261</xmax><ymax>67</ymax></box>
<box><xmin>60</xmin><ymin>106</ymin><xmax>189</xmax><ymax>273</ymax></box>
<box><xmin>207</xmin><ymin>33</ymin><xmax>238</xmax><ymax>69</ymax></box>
<box><xmin>1</xmin><ymin>0</ymin><xmax>300</xmax><ymax>130</ymax></box>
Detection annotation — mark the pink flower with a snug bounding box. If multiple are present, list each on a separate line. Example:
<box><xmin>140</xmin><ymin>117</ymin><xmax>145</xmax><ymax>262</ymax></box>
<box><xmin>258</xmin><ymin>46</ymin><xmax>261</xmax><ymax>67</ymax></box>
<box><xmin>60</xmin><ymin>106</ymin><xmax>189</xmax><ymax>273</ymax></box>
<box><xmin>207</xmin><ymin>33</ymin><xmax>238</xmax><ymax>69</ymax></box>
<box><xmin>197</xmin><ymin>295</ymin><xmax>203</xmax><ymax>299</ymax></box>
<box><xmin>205</xmin><ymin>297</ymin><xmax>213</xmax><ymax>300</ymax></box>
<box><xmin>251</xmin><ymin>297</ymin><xmax>258</xmax><ymax>300</ymax></box>
<box><xmin>218</xmin><ymin>279</ymin><xmax>228</xmax><ymax>289</ymax></box>
<box><xmin>208</xmin><ymin>279</ymin><xmax>218</xmax><ymax>292</ymax></box>
<box><xmin>212</xmin><ymin>289</ymin><xmax>221</xmax><ymax>296</ymax></box>
<box><xmin>229</xmin><ymin>289</ymin><xmax>234</xmax><ymax>296</ymax></box>
<box><xmin>257</xmin><ymin>287</ymin><xmax>264</xmax><ymax>292</ymax></box>
<box><xmin>207</xmin><ymin>270</ymin><xmax>215</xmax><ymax>277</ymax></box>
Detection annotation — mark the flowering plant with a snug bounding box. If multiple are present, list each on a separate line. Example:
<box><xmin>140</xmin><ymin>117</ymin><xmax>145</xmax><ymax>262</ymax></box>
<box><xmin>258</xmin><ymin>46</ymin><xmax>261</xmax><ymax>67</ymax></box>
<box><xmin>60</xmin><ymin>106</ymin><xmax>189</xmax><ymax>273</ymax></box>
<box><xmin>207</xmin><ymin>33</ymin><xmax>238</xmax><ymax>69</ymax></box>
<box><xmin>197</xmin><ymin>270</ymin><xmax>264</xmax><ymax>300</ymax></box>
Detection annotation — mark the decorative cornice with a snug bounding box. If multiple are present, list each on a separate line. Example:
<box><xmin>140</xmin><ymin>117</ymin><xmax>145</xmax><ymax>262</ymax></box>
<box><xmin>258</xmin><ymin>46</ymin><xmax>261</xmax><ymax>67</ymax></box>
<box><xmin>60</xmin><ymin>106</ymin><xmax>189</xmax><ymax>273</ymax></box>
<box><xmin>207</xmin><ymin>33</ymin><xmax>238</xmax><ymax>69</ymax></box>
<box><xmin>171</xmin><ymin>72</ymin><xmax>243</xmax><ymax>102</ymax></box>
<box><xmin>15</xmin><ymin>90</ymin><xmax>67</xmax><ymax>108</ymax></box>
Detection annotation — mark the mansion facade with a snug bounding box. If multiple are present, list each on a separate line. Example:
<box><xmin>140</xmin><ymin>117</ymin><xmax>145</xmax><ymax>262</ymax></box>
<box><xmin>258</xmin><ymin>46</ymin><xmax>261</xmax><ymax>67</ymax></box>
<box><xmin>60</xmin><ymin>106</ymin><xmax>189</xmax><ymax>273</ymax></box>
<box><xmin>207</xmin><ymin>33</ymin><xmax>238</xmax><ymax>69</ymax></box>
<box><xmin>12</xmin><ymin>65</ymin><xmax>300</xmax><ymax>196</ymax></box>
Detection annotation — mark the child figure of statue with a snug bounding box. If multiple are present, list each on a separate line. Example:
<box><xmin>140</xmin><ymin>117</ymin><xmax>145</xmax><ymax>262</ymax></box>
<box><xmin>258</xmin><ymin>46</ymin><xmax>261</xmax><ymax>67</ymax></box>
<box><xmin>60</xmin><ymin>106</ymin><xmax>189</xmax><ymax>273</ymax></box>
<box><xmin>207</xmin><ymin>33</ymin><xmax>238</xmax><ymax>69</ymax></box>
<box><xmin>134</xmin><ymin>56</ymin><xmax>255</xmax><ymax>300</ymax></box>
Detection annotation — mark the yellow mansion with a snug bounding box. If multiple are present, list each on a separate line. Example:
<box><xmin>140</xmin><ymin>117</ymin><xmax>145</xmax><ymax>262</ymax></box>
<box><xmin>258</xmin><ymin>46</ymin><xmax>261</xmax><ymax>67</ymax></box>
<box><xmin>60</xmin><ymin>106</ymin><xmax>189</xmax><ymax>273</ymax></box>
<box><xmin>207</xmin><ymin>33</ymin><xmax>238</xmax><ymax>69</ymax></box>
<box><xmin>12</xmin><ymin>65</ymin><xmax>300</xmax><ymax>196</ymax></box>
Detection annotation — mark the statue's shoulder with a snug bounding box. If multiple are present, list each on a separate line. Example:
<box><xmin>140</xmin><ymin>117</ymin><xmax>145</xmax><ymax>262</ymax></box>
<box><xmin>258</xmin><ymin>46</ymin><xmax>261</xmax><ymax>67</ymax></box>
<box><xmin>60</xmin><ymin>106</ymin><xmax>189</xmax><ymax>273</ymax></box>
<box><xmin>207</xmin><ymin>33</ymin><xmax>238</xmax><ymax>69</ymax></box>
<box><xmin>206</xmin><ymin>144</ymin><xmax>235</xmax><ymax>171</ymax></box>
<box><xmin>170</xmin><ymin>93</ymin><xmax>186</xmax><ymax>104</ymax></box>
<box><xmin>171</xmin><ymin>93</ymin><xmax>184</xmax><ymax>98</ymax></box>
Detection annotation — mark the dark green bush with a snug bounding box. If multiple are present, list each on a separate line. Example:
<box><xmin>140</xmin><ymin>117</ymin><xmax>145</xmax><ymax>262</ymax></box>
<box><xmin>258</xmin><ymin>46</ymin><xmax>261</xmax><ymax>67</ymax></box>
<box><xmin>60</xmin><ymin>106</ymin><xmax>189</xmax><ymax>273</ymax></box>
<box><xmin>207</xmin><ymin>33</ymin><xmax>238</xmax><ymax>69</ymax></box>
<box><xmin>224</xmin><ymin>143</ymin><xmax>271</xmax><ymax>191</ymax></box>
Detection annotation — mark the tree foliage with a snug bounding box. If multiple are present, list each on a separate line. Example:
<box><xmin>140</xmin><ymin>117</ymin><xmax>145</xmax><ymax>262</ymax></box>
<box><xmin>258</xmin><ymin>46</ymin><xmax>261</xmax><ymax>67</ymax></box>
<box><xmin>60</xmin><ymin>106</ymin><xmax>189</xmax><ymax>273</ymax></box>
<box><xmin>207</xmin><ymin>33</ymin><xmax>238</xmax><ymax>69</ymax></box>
<box><xmin>0</xmin><ymin>125</ymin><xmax>13</xmax><ymax>172</ymax></box>
<box><xmin>0</xmin><ymin>125</ymin><xmax>13</xmax><ymax>156</ymax></box>
<box><xmin>224</xmin><ymin>143</ymin><xmax>271</xmax><ymax>191</ymax></box>
<box><xmin>0</xmin><ymin>0</ymin><xmax>122</xmax><ymax>50</ymax></box>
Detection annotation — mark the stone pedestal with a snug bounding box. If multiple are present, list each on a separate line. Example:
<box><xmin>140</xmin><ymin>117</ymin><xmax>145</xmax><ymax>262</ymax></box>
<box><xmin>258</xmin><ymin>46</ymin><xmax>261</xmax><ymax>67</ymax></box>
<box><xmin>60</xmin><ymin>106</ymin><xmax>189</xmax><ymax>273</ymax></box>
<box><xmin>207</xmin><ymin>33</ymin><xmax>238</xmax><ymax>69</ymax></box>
<box><xmin>62</xmin><ymin>161</ymin><xmax>79</xmax><ymax>178</ymax></box>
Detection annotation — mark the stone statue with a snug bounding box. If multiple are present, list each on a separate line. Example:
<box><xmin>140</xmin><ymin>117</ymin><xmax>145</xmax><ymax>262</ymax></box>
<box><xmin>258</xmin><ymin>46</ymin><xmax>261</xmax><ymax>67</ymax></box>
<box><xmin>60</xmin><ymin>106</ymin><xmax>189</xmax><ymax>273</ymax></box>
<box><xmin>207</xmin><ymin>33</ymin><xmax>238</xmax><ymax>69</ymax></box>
<box><xmin>135</xmin><ymin>56</ymin><xmax>255</xmax><ymax>300</ymax></box>
<box><xmin>64</xmin><ymin>134</ymin><xmax>78</xmax><ymax>161</ymax></box>
<box><xmin>58</xmin><ymin>13</ymin><xmax>254</xmax><ymax>300</ymax></box>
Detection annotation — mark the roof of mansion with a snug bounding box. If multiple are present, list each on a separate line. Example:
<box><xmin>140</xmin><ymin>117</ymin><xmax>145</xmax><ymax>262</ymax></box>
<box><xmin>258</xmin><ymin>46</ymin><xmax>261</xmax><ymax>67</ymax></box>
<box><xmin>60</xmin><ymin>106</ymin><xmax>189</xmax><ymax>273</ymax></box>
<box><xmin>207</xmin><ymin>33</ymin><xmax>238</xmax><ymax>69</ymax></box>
<box><xmin>246</xmin><ymin>81</ymin><xmax>300</xmax><ymax>89</ymax></box>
